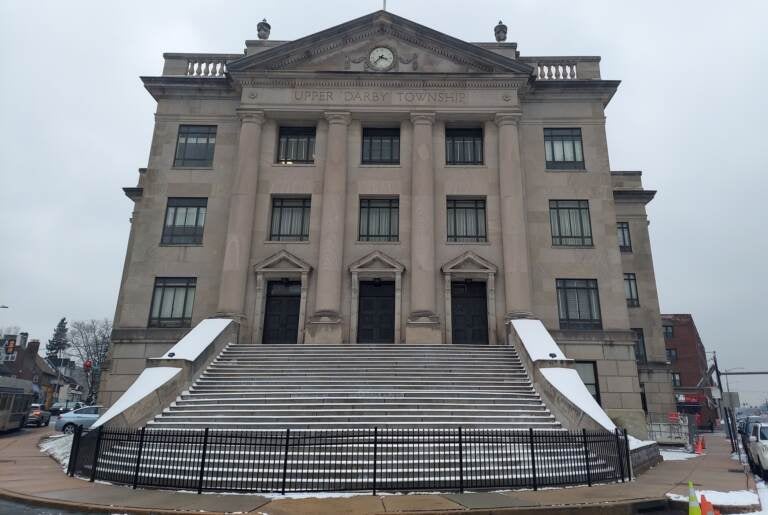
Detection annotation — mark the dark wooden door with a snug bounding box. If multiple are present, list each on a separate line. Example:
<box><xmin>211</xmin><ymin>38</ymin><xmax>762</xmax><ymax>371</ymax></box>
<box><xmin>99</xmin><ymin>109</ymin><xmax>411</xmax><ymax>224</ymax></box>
<box><xmin>451</xmin><ymin>281</ymin><xmax>488</xmax><ymax>345</ymax></box>
<box><xmin>263</xmin><ymin>281</ymin><xmax>301</xmax><ymax>344</ymax></box>
<box><xmin>358</xmin><ymin>280</ymin><xmax>395</xmax><ymax>343</ymax></box>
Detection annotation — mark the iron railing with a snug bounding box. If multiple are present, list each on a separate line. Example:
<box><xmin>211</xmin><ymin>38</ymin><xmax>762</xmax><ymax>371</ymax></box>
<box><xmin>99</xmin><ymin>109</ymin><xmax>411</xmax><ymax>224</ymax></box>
<box><xmin>68</xmin><ymin>426</ymin><xmax>631</xmax><ymax>494</ymax></box>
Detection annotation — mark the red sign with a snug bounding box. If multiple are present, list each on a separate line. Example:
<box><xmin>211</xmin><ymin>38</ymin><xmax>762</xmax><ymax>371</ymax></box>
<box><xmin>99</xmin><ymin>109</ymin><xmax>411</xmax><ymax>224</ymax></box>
<box><xmin>668</xmin><ymin>412</ymin><xmax>680</xmax><ymax>423</ymax></box>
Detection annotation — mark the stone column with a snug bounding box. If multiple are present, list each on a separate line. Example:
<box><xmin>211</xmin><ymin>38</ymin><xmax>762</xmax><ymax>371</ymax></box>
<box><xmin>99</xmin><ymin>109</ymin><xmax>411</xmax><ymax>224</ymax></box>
<box><xmin>406</xmin><ymin>112</ymin><xmax>442</xmax><ymax>343</ymax></box>
<box><xmin>495</xmin><ymin>110</ymin><xmax>533</xmax><ymax>318</ymax></box>
<box><xmin>216</xmin><ymin>109</ymin><xmax>265</xmax><ymax>318</ymax></box>
<box><xmin>305</xmin><ymin>111</ymin><xmax>351</xmax><ymax>343</ymax></box>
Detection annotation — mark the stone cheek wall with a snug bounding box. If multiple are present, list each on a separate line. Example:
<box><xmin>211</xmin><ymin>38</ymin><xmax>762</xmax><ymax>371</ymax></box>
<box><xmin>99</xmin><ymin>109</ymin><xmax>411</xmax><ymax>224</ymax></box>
<box><xmin>631</xmin><ymin>442</ymin><xmax>662</xmax><ymax>476</ymax></box>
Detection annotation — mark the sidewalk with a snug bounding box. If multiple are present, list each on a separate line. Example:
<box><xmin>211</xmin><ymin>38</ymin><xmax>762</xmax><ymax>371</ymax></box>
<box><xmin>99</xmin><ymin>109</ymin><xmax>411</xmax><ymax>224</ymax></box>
<box><xmin>0</xmin><ymin>428</ymin><xmax>760</xmax><ymax>514</ymax></box>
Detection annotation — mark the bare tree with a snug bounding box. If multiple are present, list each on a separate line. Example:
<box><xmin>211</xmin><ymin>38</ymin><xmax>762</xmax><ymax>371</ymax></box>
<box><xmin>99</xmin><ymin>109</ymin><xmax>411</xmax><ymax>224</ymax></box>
<box><xmin>69</xmin><ymin>319</ymin><xmax>112</xmax><ymax>403</ymax></box>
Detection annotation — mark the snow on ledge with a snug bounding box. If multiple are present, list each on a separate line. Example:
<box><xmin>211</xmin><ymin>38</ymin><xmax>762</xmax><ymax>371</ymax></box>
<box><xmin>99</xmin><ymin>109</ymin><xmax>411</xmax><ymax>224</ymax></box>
<box><xmin>159</xmin><ymin>318</ymin><xmax>232</xmax><ymax>362</ymax></box>
<box><xmin>539</xmin><ymin>367</ymin><xmax>616</xmax><ymax>432</ymax></box>
<box><xmin>509</xmin><ymin>319</ymin><xmax>567</xmax><ymax>362</ymax></box>
<box><xmin>92</xmin><ymin>367</ymin><xmax>181</xmax><ymax>429</ymax></box>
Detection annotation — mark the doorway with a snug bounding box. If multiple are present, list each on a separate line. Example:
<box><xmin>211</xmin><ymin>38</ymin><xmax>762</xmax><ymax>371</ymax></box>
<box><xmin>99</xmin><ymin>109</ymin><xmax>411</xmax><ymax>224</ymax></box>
<box><xmin>262</xmin><ymin>280</ymin><xmax>301</xmax><ymax>344</ymax></box>
<box><xmin>450</xmin><ymin>281</ymin><xmax>488</xmax><ymax>345</ymax></box>
<box><xmin>357</xmin><ymin>280</ymin><xmax>395</xmax><ymax>343</ymax></box>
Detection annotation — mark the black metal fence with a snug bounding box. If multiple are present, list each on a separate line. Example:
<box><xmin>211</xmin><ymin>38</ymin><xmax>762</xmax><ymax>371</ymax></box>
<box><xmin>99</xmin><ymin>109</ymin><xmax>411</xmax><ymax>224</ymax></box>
<box><xmin>68</xmin><ymin>426</ymin><xmax>631</xmax><ymax>494</ymax></box>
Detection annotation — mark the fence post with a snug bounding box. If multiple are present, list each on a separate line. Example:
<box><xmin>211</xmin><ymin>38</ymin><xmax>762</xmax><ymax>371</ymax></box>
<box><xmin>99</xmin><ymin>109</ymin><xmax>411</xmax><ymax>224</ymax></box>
<box><xmin>67</xmin><ymin>425</ymin><xmax>81</xmax><ymax>477</ymax></box>
<box><xmin>623</xmin><ymin>428</ymin><xmax>632</xmax><ymax>481</ymax></box>
<box><xmin>581</xmin><ymin>429</ymin><xmax>592</xmax><ymax>487</ymax></box>
<box><xmin>372</xmin><ymin>428</ymin><xmax>378</xmax><ymax>496</ymax></box>
<box><xmin>458</xmin><ymin>427</ymin><xmax>464</xmax><ymax>493</ymax></box>
<box><xmin>529</xmin><ymin>428</ymin><xmax>537</xmax><ymax>491</ymax></box>
<box><xmin>281</xmin><ymin>428</ymin><xmax>290</xmax><ymax>495</ymax></box>
<box><xmin>197</xmin><ymin>428</ymin><xmax>209</xmax><ymax>494</ymax></box>
<box><xmin>132</xmin><ymin>427</ymin><xmax>146</xmax><ymax>490</ymax></box>
<box><xmin>89</xmin><ymin>426</ymin><xmax>103</xmax><ymax>482</ymax></box>
<box><xmin>614</xmin><ymin>428</ymin><xmax>625</xmax><ymax>483</ymax></box>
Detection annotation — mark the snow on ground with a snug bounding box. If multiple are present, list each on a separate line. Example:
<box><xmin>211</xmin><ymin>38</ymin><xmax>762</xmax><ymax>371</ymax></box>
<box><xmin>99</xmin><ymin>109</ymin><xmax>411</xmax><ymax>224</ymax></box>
<box><xmin>39</xmin><ymin>433</ymin><xmax>73</xmax><ymax>470</ymax></box>
<box><xmin>660</xmin><ymin>449</ymin><xmax>700</xmax><ymax>461</ymax></box>
<box><xmin>668</xmin><ymin>488</ymin><xmax>759</xmax><ymax>507</ymax></box>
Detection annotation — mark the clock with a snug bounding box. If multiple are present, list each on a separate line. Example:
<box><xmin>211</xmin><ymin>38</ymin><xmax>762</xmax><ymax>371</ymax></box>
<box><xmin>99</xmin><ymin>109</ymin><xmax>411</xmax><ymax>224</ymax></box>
<box><xmin>369</xmin><ymin>47</ymin><xmax>395</xmax><ymax>71</ymax></box>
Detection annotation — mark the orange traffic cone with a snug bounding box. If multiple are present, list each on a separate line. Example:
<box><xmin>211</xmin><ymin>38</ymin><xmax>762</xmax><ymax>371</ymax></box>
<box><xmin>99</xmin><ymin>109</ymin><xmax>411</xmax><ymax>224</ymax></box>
<box><xmin>701</xmin><ymin>436</ymin><xmax>706</xmax><ymax>449</ymax></box>
<box><xmin>694</xmin><ymin>437</ymin><xmax>703</xmax><ymax>455</ymax></box>
<box><xmin>700</xmin><ymin>494</ymin><xmax>714</xmax><ymax>515</ymax></box>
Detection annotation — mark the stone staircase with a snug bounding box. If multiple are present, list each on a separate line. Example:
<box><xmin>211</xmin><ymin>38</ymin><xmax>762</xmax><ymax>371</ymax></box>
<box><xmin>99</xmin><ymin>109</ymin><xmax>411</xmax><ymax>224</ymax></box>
<box><xmin>147</xmin><ymin>344</ymin><xmax>562</xmax><ymax>430</ymax></box>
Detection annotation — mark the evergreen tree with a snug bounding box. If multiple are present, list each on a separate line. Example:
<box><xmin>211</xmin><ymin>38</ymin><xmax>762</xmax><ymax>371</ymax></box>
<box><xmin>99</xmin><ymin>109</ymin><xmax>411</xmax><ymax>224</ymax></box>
<box><xmin>46</xmin><ymin>317</ymin><xmax>69</xmax><ymax>365</ymax></box>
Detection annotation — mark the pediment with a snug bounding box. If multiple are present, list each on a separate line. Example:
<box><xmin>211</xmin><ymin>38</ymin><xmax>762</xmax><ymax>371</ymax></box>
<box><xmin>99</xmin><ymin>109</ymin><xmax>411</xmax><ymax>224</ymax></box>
<box><xmin>442</xmin><ymin>251</ymin><xmax>497</xmax><ymax>274</ymax></box>
<box><xmin>254</xmin><ymin>250</ymin><xmax>311</xmax><ymax>273</ymax></box>
<box><xmin>350</xmin><ymin>250</ymin><xmax>404</xmax><ymax>273</ymax></box>
<box><xmin>228</xmin><ymin>11</ymin><xmax>532</xmax><ymax>76</ymax></box>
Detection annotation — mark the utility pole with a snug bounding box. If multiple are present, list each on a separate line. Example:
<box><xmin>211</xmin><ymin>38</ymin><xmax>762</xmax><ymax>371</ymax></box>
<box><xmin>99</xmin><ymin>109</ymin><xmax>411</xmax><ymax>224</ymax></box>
<box><xmin>713</xmin><ymin>353</ymin><xmax>737</xmax><ymax>452</ymax></box>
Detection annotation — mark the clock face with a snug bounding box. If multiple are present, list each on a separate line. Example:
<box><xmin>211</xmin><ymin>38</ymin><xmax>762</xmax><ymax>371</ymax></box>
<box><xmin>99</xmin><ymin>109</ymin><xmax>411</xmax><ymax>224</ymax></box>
<box><xmin>369</xmin><ymin>47</ymin><xmax>395</xmax><ymax>70</ymax></box>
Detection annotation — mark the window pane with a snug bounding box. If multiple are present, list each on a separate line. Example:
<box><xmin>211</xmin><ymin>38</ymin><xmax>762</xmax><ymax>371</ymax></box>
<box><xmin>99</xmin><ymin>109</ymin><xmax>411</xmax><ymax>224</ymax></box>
<box><xmin>446</xmin><ymin>129</ymin><xmax>483</xmax><ymax>165</ymax></box>
<box><xmin>553</xmin><ymin>140</ymin><xmax>564</xmax><ymax>161</ymax></box>
<box><xmin>277</xmin><ymin>127</ymin><xmax>316</xmax><ymax>163</ymax></box>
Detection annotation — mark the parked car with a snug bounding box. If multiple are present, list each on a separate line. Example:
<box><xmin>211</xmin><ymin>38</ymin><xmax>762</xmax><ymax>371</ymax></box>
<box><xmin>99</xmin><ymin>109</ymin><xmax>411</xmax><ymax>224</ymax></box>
<box><xmin>747</xmin><ymin>422</ymin><xmax>768</xmax><ymax>480</ymax></box>
<box><xmin>54</xmin><ymin>406</ymin><xmax>103</xmax><ymax>434</ymax></box>
<box><xmin>26</xmin><ymin>404</ymin><xmax>51</xmax><ymax>427</ymax></box>
<box><xmin>49</xmin><ymin>401</ymin><xmax>82</xmax><ymax>417</ymax></box>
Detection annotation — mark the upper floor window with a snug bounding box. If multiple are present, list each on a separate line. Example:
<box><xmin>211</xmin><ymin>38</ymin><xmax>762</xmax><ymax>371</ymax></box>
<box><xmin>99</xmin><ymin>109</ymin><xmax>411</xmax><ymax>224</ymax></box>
<box><xmin>359</xmin><ymin>198</ymin><xmax>399</xmax><ymax>242</ymax></box>
<box><xmin>174</xmin><ymin>125</ymin><xmax>216</xmax><ymax>167</ymax></box>
<box><xmin>632</xmin><ymin>328</ymin><xmax>647</xmax><ymax>364</ymax></box>
<box><xmin>161</xmin><ymin>198</ymin><xmax>207</xmax><ymax>245</ymax></box>
<box><xmin>277</xmin><ymin>127</ymin><xmax>315</xmax><ymax>164</ymax></box>
<box><xmin>447</xmin><ymin>198</ymin><xmax>487</xmax><ymax>243</ymax></box>
<box><xmin>269</xmin><ymin>197</ymin><xmax>311</xmax><ymax>241</ymax></box>
<box><xmin>624</xmin><ymin>273</ymin><xmax>640</xmax><ymax>307</ymax></box>
<box><xmin>549</xmin><ymin>200</ymin><xmax>593</xmax><ymax>246</ymax></box>
<box><xmin>663</xmin><ymin>324</ymin><xmax>674</xmax><ymax>339</ymax></box>
<box><xmin>573</xmin><ymin>361</ymin><xmax>601</xmax><ymax>405</ymax></box>
<box><xmin>544</xmin><ymin>128</ymin><xmax>584</xmax><ymax>170</ymax></box>
<box><xmin>149</xmin><ymin>277</ymin><xmax>196</xmax><ymax>328</ymax></box>
<box><xmin>556</xmin><ymin>278</ymin><xmax>602</xmax><ymax>330</ymax></box>
<box><xmin>617</xmin><ymin>222</ymin><xmax>632</xmax><ymax>252</ymax></box>
<box><xmin>362</xmin><ymin>128</ymin><xmax>400</xmax><ymax>164</ymax></box>
<box><xmin>445</xmin><ymin>128</ymin><xmax>483</xmax><ymax>165</ymax></box>
<box><xmin>666</xmin><ymin>348</ymin><xmax>678</xmax><ymax>362</ymax></box>
<box><xmin>672</xmin><ymin>372</ymin><xmax>682</xmax><ymax>387</ymax></box>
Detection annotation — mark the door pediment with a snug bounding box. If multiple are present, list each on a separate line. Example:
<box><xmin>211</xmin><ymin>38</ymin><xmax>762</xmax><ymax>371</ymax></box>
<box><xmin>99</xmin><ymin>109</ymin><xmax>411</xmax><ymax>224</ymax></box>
<box><xmin>350</xmin><ymin>250</ymin><xmax>405</xmax><ymax>274</ymax></box>
<box><xmin>228</xmin><ymin>11</ymin><xmax>532</xmax><ymax>76</ymax></box>
<box><xmin>442</xmin><ymin>251</ymin><xmax>497</xmax><ymax>275</ymax></box>
<box><xmin>254</xmin><ymin>250</ymin><xmax>312</xmax><ymax>274</ymax></box>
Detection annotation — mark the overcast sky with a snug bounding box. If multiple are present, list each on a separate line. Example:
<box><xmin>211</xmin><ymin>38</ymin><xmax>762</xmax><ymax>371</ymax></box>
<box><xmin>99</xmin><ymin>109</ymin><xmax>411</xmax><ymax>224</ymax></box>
<box><xmin>0</xmin><ymin>1</ymin><xmax>766</xmax><ymax>405</ymax></box>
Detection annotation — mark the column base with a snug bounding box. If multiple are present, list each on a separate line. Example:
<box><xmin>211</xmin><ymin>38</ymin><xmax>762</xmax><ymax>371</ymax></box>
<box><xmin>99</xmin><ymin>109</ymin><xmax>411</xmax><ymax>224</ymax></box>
<box><xmin>405</xmin><ymin>312</ymin><xmax>443</xmax><ymax>344</ymax></box>
<box><xmin>504</xmin><ymin>310</ymin><xmax>536</xmax><ymax>322</ymax></box>
<box><xmin>304</xmin><ymin>311</ymin><xmax>344</xmax><ymax>344</ymax></box>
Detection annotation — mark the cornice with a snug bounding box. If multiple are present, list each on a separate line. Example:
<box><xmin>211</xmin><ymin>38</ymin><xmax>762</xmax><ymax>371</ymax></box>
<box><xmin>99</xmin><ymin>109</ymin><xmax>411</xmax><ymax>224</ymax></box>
<box><xmin>122</xmin><ymin>187</ymin><xmax>143</xmax><ymax>202</ymax></box>
<box><xmin>141</xmin><ymin>76</ymin><xmax>238</xmax><ymax>101</ymax></box>
<box><xmin>526</xmin><ymin>79</ymin><xmax>620</xmax><ymax>106</ymax></box>
<box><xmin>613</xmin><ymin>189</ymin><xmax>657</xmax><ymax>205</ymax></box>
<box><xmin>233</xmin><ymin>75</ymin><xmax>529</xmax><ymax>90</ymax></box>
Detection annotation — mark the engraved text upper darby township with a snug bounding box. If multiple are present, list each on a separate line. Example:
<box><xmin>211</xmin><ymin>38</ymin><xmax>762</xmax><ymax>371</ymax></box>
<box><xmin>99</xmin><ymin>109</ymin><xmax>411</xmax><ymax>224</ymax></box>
<box><xmin>291</xmin><ymin>90</ymin><xmax>467</xmax><ymax>105</ymax></box>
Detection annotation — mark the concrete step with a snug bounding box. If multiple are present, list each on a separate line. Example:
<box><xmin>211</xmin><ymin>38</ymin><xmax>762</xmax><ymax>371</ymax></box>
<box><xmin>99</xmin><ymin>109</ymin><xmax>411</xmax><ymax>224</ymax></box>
<box><xmin>146</xmin><ymin>420</ymin><xmax>563</xmax><ymax>429</ymax></box>
<box><xmin>170</xmin><ymin>402</ymin><xmax>550</xmax><ymax>411</ymax></box>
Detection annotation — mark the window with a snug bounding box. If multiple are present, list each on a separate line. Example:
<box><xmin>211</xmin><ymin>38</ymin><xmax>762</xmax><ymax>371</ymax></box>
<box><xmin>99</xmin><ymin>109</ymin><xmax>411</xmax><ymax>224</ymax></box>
<box><xmin>549</xmin><ymin>200</ymin><xmax>593</xmax><ymax>246</ymax></box>
<box><xmin>617</xmin><ymin>222</ymin><xmax>632</xmax><ymax>252</ymax></box>
<box><xmin>362</xmin><ymin>128</ymin><xmax>400</xmax><ymax>164</ymax></box>
<box><xmin>447</xmin><ymin>198</ymin><xmax>487</xmax><ymax>242</ymax></box>
<box><xmin>544</xmin><ymin>128</ymin><xmax>584</xmax><ymax>169</ymax></box>
<box><xmin>269</xmin><ymin>198</ymin><xmax>311</xmax><ymax>241</ymax></box>
<box><xmin>277</xmin><ymin>127</ymin><xmax>316</xmax><ymax>164</ymax></box>
<box><xmin>663</xmin><ymin>325</ymin><xmax>674</xmax><ymax>339</ymax></box>
<box><xmin>148</xmin><ymin>278</ymin><xmax>196</xmax><ymax>328</ymax></box>
<box><xmin>640</xmin><ymin>383</ymin><xmax>648</xmax><ymax>412</ymax></box>
<box><xmin>672</xmin><ymin>372</ymin><xmax>682</xmax><ymax>387</ymax></box>
<box><xmin>556</xmin><ymin>279</ymin><xmax>602</xmax><ymax>330</ymax></box>
<box><xmin>173</xmin><ymin>125</ymin><xmax>216</xmax><ymax>167</ymax></box>
<box><xmin>359</xmin><ymin>198</ymin><xmax>399</xmax><ymax>242</ymax></box>
<box><xmin>760</xmin><ymin>427</ymin><xmax>768</xmax><ymax>441</ymax></box>
<box><xmin>161</xmin><ymin>198</ymin><xmax>207</xmax><ymax>245</ymax></box>
<box><xmin>632</xmin><ymin>328</ymin><xmax>647</xmax><ymax>364</ymax></box>
<box><xmin>574</xmin><ymin>361</ymin><xmax>601</xmax><ymax>405</ymax></box>
<box><xmin>624</xmin><ymin>273</ymin><xmax>640</xmax><ymax>307</ymax></box>
<box><xmin>666</xmin><ymin>348</ymin><xmax>678</xmax><ymax>362</ymax></box>
<box><xmin>445</xmin><ymin>128</ymin><xmax>483</xmax><ymax>165</ymax></box>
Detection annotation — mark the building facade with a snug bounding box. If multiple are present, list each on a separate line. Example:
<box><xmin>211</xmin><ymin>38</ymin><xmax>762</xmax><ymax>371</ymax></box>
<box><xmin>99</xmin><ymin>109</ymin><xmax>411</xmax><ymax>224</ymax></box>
<box><xmin>662</xmin><ymin>313</ymin><xmax>718</xmax><ymax>428</ymax></box>
<box><xmin>101</xmin><ymin>11</ymin><xmax>674</xmax><ymax>431</ymax></box>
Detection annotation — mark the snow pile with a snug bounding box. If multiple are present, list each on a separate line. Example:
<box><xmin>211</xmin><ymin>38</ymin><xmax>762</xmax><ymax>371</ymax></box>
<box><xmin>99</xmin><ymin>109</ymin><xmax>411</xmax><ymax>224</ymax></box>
<box><xmin>39</xmin><ymin>434</ymin><xmax>73</xmax><ymax>470</ymax></box>
<box><xmin>509</xmin><ymin>319</ymin><xmax>567</xmax><ymax>361</ymax></box>
<box><xmin>660</xmin><ymin>449</ymin><xmax>699</xmax><ymax>461</ymax></box>
<box><xmin>629</xmin><ymin>436</ymin><xmax>657</xmax><ymax>450</ymax></box>
<box><xmin>92</xmin><ymin>367</ymin><xmax>181</xmax><ymax>429</ymax></box>
<box><xmin>668</xmin><ymin>489</ymin><xmax>759</xmax><ymax>508</ymax></box>
<box><xmin>160</xmin><ymin>318</ymin><xmax>232</xmax><ymax>361</ymax></box>
<box><xmin>539</xmin><ymin>367</ymin><xmax>616</xmax><ymax>431</ymax></box>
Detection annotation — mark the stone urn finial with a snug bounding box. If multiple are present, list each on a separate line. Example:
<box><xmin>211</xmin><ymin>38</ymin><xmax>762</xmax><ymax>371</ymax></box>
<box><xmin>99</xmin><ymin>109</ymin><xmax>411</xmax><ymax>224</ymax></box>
<box><xmin>257</xmin><ymin>18</ymin><xmax>271</xmax><ymax>40</ymax></box>
<box><xmin>494</xmin><ymin>20</ymin><xmax>508</xmax><ymax>42</ymax></box>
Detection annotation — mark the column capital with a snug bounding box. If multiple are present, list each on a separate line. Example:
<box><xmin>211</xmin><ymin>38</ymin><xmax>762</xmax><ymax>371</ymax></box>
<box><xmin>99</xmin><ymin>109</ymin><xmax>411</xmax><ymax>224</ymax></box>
<box><xmin>410</xmin><ymin>112</ymin><xmax>436</xmax><ymax>125</ymax></box>
<box><xmin>324</xmin><ymin>111</ymin><xmax>352</xmax><ymax>125</ymax></box>
<box><xmin>236</xmin><ymin>109</ymin><xmax>265</xmax><ymax>124</ymax></box>
<box><xmin>494</xmin><ymin>110</ymin><xmax>522</xmax><ymax>127</ymax></box>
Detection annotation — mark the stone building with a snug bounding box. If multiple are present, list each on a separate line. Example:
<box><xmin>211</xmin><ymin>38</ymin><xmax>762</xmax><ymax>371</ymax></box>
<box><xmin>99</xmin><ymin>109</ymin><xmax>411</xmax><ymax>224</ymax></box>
<box><xmin>101</xmin><ymin>11</ymin><xmax>675</xmax><ymax>431</ymax></box>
